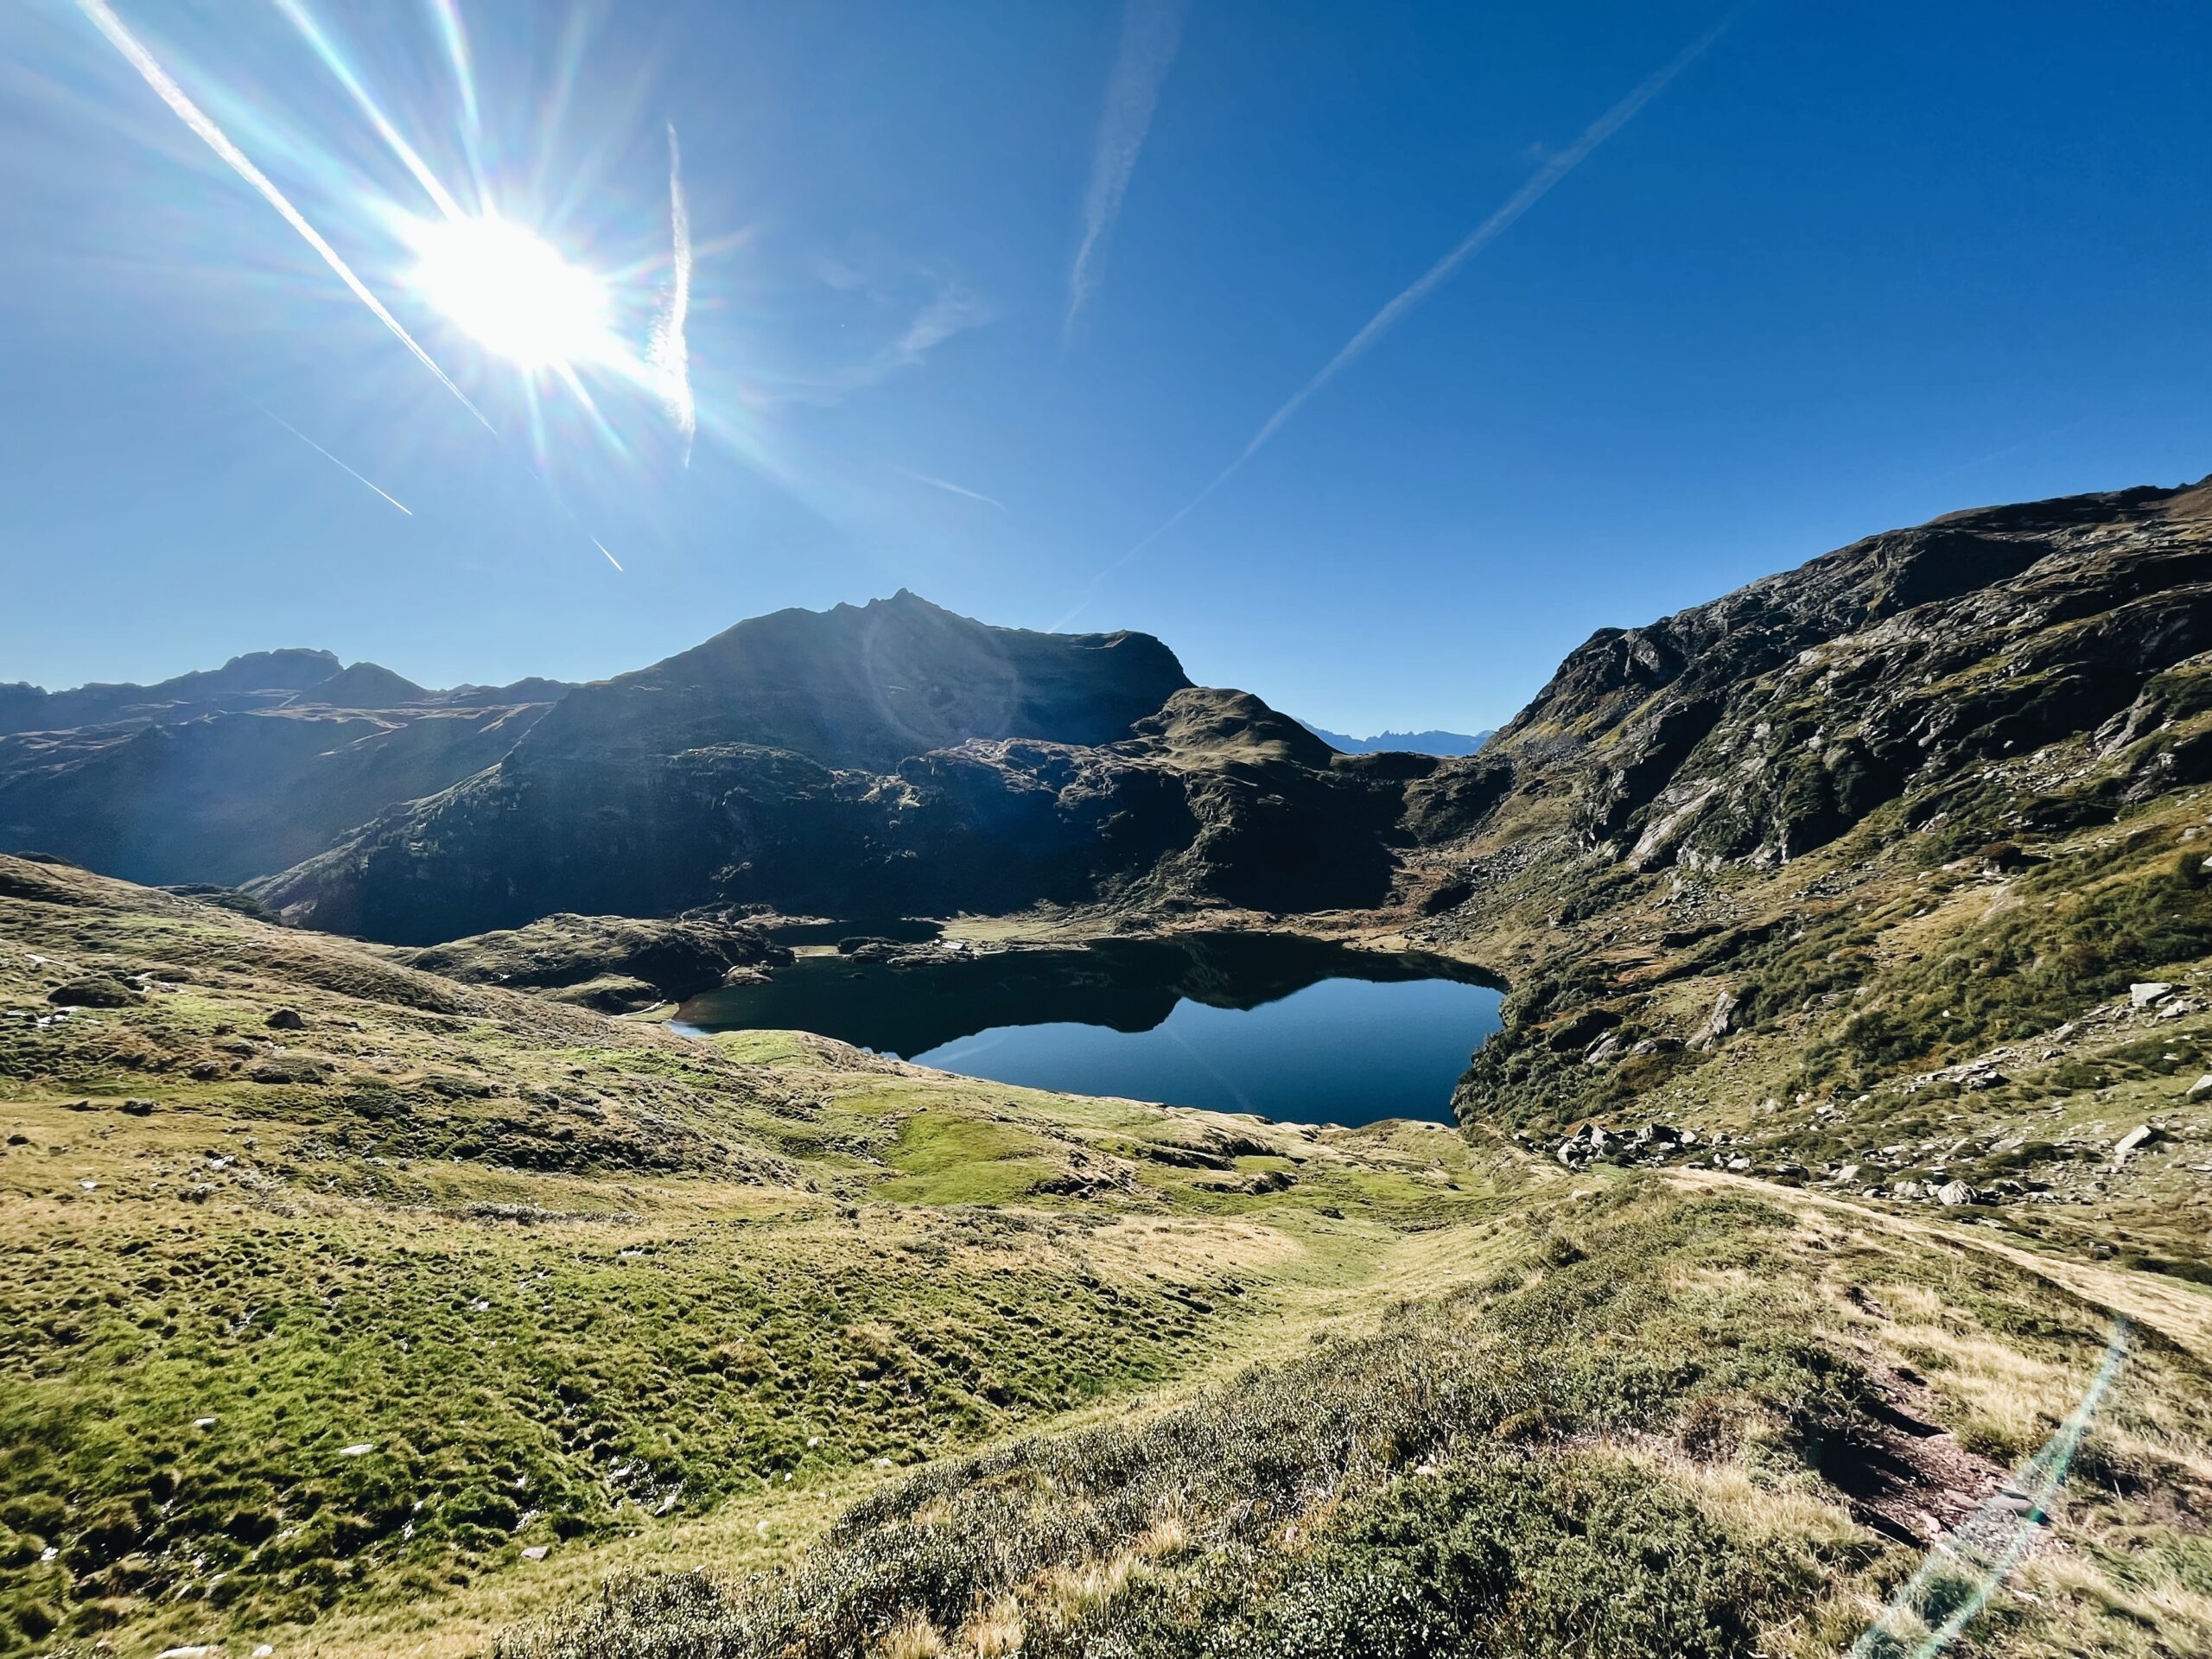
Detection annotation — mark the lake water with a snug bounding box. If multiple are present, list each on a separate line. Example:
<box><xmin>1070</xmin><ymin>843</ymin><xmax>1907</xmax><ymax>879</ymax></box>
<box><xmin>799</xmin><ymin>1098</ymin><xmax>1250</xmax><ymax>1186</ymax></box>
<box><xmin>674</xmin><ymin>932</ymin><xmax>1502</xmax><ymax>1125</ymax></box>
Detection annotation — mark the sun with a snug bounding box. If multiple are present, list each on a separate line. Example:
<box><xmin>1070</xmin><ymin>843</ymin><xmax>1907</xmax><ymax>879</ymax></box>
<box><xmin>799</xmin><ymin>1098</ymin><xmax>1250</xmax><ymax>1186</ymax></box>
<box><xmin>407</xmin><ymin>215</ymin><xmax>609</xmax><ymax>371</ymax></box>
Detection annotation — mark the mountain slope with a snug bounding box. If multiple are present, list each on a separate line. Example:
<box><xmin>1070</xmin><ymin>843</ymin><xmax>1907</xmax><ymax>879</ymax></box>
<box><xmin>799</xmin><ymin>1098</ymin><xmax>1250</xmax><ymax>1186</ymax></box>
<box><xmin>0</xmin><ymin>702</ymin><xmax>558</xmax><ymax>887</ymax></box>
<box><xmin>1338</xmin><ymin>479</ymin><xmax>2212</xmax><ymax>1262</ymax></box>
<box><xmin>0</xmin><ymin>853</ymin><xmax>1514</xmax><ymax>1658</ymax></box>
<box><xmin>0</xmin><ymin>652</ymin><xmax>577</xmax><ymax>887</ymax></box>
<box><xmin>250</xmin><ymin>600</ymin><xmax>1414</xmax><ymax>943</ymax></box>
<box><xmin>526</xmin><ymin>589</ymin><xmax>1191</xmax><ymax>771</ymax></box>
<box><xmin>7</xmin><ymin>854</ymin><xmax>2209</xmax><ymax>1659</ymax></box>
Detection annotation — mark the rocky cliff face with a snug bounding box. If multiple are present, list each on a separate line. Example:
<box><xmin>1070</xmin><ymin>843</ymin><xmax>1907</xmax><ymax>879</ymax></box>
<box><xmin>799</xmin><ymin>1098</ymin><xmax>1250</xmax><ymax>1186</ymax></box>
<box><xmin>1479</xmin><ymin>480</ymin><xmax>2212</xmax><ymax>871</ymax></box>
<box><xmin>1397</xmin><ymin>474</ymin><xmax>2212</xmax><ymax>1148</ymax></box>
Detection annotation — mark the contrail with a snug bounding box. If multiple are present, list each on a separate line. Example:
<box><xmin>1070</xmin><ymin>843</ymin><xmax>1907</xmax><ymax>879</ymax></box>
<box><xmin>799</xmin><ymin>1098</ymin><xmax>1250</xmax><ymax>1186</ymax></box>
<box><xmin>592</xmin><ymin>538</ymin><xmax>624</xmax><ymax>573</ymax></box>
<box><xmin>899</xmin><ymin>468</ymin><xmax>1006</xmax><ymax>512</ymax></box>
<box><xmin>71</xmin><ymin>0</ymin><xmax>492</xmax><ymax>430</ymax></box>
<box><xmin>1087</xmin><ymin>12</ymin><xmax>1732</xmax><ymax>596</ymax></box>
<box><xmin>262</xmin><ymin>409</ymin><xmax>413</xmax><ymax>514</ymax></box>
<box><xmin>648</xmin><ymin>123</ymin><xmax>696</xmax><ymax>462</ymax></box>
<box><xmin>1065</xmin><ymin>0</ymin><xmax>1185</xmax><ymax>342</ymax></box>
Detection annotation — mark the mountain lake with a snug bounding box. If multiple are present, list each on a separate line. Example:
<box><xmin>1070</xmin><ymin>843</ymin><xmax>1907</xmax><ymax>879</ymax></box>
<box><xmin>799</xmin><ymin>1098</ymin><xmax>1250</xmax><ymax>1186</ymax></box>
<box><xmin>673</xmin><ymin>931</ymin><xmax>1502</xmax><ymax>1125</ymax></box>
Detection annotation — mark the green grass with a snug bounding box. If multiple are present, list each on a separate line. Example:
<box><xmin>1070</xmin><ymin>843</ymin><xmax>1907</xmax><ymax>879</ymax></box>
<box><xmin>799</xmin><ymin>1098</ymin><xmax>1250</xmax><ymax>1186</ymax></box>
<box><xmin>0</xmin><ymin>856</ymin><xmax>1512</xmax><ymax>1657</ymax></box>
<box><xmin>10</xmin><ymin>833</ymin><xmax>2212</xmax><ymax>1659</ymax></box>
<box><xmin>495</xmin><ymin>1183</ymin><xmax>2212</xmax><ymax>1659</ymax></box>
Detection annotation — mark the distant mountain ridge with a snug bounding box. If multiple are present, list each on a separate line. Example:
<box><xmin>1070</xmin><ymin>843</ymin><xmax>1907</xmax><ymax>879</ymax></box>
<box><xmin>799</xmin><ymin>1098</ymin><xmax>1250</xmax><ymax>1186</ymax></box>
<box><xmin>1300</xmin><ymin>723</ymin><xmax>1493</xmax><ymax>757</ymax></box>
<box><xmin>13</xmin><ymin>476</ymin><xmax>2212</xmax><ymax>950</ymax></box>
<box><xmin>0</xmin><ymin>651</ymin><xmax>573</xmax><ymax>735</ymax></box>
<box><xmin>0</xmin><ymin>652</ymin><xmax>573</xmax><ymax>887</ymax></box>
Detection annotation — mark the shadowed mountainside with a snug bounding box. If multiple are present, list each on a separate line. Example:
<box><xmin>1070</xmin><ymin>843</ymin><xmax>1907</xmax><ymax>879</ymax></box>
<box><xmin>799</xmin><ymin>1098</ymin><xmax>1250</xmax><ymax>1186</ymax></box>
<box><xmin>251</xmin><ymin>595</ymin><xmax>1415</xmax><ymax>942</ymax></box>
<box><xmin>0</xmin><ymin>649</ymin><xmax>578</xmax><ymax>887</ymax></box>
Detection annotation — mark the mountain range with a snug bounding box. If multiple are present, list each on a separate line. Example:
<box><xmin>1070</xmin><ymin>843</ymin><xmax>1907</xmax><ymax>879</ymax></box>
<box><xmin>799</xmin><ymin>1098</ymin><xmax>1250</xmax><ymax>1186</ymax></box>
<box><xmin>8</xmin><ymin>473</ymin><xmax>2212</xmax><ymax>1659</ymax></box>
<box><xmin>1298</xmin><ymin>723</ymin><xmax>1492</xmax><ymax>755</ymax></box>
<box><xmin>10</xmin><ymin>480</ymin><xmax>2212</xmax><ymax>962</ymax></box>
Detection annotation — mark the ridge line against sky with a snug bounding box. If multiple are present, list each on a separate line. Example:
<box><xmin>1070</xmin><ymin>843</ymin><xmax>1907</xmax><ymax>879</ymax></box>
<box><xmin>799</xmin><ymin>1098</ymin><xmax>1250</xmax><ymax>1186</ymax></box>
<box><xmin>1052</xmin><ymin>7</ymin><xmax>1737</xmax><ymax>629</ymax></box>
<box><xmin>1065</xmin><ymin>0</ymin><xmax>1186</xmax><ymax>344</ymax></box>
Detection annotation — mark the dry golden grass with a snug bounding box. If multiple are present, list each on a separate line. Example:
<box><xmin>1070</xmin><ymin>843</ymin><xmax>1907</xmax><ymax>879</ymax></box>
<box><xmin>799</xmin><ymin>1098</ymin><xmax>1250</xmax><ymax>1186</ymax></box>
<box><xmin>955</xmin><ymin>1593</ymin><xmax>1026</xmax><ymax>1656</ymax></box>
<box><xmin>873</xmin><ymin>1609</ymin><xmax>948</xmax><ymax>1658</ymax></box>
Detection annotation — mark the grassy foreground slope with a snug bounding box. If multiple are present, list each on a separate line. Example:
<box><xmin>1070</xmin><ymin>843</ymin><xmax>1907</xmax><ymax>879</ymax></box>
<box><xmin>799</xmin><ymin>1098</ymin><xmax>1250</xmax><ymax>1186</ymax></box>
<box><xmin>0</xmin><ymin>854</ymin><xmax>1493</xmax><ymax>1658</ymax></box>
<box><xmin>4</xmin><ymin>856</ymin><xmax>2209</xmax><ymax>1658</ymax></box>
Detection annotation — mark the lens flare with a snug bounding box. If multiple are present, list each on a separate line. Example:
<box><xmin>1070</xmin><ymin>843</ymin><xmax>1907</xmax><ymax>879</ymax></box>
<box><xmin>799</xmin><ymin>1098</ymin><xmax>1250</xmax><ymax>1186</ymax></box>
<box><xmin>407</xmin><ymin>215</ymin><xmax>609</xmax><ymax>371</ymax></box>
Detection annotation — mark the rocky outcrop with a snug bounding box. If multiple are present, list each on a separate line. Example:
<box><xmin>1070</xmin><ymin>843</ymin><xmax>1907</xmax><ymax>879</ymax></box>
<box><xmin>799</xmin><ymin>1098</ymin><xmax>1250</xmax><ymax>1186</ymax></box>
<box><xmin>1415</xmin><ymin>476</ymin><xmax>2212</xmax><ymax>875</ymax></box>
<box><xmin>1434</xmin><ymin>473</ymin><xmax>2212</xmax><ymax>1149</ymax></box>
<box><xmin>396</xmin><ymin>912</ymin><xmax>794</xmax><ymax>1008</ymax></box>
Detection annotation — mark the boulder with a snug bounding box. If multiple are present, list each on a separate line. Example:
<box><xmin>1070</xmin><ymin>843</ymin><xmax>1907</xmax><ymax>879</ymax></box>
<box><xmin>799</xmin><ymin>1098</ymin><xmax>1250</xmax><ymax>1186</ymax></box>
<box><xmin>2131</xmin><ymin>982</ymin><xmax>2176</xmax><ymax>1008</ymax></box>
<box><xmin>2113</xmin><ymin>1124</ymin><xmax>2156</xmax><ymax>1166</ymax></box>
<box><xmin>46</xmin><ymin>976</ymin><xmax>140</xmax><ymax>1008</ymax></box>
<box><xmin>264</xmin><ymin>1007</ymin><xmax>305</xmax><ymax>1030</ymax></box>
<box><xmin>1691</xmin><ymin>989</ymin><xmax>1740</xmax><ymax>1050</ymax></box>
<box><xmin>1936</xmin><ymin>1179</ymin><xmax>1978</xmax><ymax>1206</ymax></box>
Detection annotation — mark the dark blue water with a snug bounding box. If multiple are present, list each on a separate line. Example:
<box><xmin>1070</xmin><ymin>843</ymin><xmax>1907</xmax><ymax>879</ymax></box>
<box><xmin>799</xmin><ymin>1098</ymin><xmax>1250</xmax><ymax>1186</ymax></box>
<box><xmin>675</xmin><ymin>934</ymin><xmax>1500</xmax><ymax>1125</ymax></box>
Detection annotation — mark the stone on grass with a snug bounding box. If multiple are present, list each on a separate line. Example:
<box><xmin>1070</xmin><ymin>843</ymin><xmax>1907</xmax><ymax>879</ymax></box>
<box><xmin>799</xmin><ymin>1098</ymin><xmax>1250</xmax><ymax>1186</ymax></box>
<box><xmin>1936</xmin><ymin>1180</ymin><xmax>1977</xmax><ymax>1206</ymax></box>
<box><xmin>47</xmin><ymin>976</ymin><xmax>140</xmax><ymax>1008</ymax></box>
<box><xmin>2131</xmin><ymin>982</ymin><xmax>2176</xmax><ymax>1008</ymax></box>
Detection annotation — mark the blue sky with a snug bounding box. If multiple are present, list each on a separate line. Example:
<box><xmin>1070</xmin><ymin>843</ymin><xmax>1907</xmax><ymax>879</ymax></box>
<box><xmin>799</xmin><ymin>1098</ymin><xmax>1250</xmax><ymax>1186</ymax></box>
<box><xmin>2</xmin><ymin>1</ymin><xmax>2207</xmax><ymax>733</ymax></box>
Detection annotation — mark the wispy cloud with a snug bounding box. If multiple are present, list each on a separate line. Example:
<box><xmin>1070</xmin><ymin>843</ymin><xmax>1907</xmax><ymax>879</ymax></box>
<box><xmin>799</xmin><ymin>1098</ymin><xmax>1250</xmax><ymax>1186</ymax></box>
<box><xmin>649</xmin><ymin>122</ymin><xmax>696</xmax><ymax>463</ymax></box>
<box><xmin>262</xmin><ymin>409</ymin><xmax>412</xmax><ymax>514</ymax></box>
<box><xmin>1065</xmin><ymin>0</ymin><xmax>1185</xmax><ymax>342</ymax></box>
<box><xmin>894</xmin><ymin>284</ymin><xmax>994</xmax><ymax>363</ymax></box>
<box><xmin>1098</xmin><ymin>14</ymin><xmax>1733</xmax><ymax>583</ymax></box>
<box><xmin>70</xmin><ymin>0</ymin><xmax>492</xmax><ymax>430</ymax></box>
<box><xmin>898</xmin><ymin>468</ymin><xmax>1006</xmax><ymax>512</ymax></box>
<box><xmin>778</xmin><ymin>279</ymin><xmax>994</xmax><ymax>403</ymax></box>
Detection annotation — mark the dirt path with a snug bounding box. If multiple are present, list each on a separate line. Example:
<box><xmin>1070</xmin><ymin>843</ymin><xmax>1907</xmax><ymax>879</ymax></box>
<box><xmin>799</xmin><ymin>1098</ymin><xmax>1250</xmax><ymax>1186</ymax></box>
<box><xmin>1670</xmin><ymin>1167</ymin><xmax>2212</xmax><ymax>1364</ymax></box>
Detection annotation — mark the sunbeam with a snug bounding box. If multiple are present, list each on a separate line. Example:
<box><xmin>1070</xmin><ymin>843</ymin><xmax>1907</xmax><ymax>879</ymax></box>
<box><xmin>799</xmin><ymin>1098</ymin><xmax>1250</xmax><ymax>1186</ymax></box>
<box><xmin>70</xmin><ymin>0</ymin><xmax>493</xmax><ymax>430</ymax></box>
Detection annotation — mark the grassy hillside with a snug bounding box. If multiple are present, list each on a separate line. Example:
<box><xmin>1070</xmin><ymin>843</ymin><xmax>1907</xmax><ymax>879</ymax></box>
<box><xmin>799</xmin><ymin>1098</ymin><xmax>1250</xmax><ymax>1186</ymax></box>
<box><xmin>6</xmin><ymin>854</ymin><xmax>2210</xmax><ymax>1657</ymax></box>
<box><xmin>0</xmin><ymin>855</ymin><xmax>1496</xmax><ymax>1657</ymax></box>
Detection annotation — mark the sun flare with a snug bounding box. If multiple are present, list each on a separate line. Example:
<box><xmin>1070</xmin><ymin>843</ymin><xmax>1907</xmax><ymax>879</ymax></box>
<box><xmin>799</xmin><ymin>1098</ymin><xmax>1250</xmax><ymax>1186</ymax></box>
<box><xmin>407</xmin><ymin>214</ymin><xmax>608</xmax><ymax>370</ymax></box>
